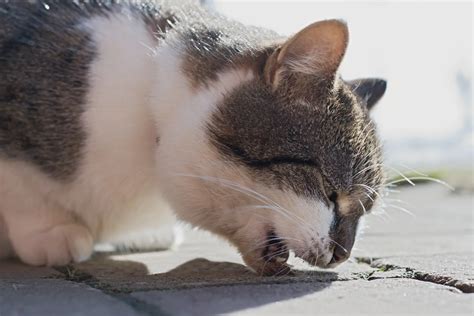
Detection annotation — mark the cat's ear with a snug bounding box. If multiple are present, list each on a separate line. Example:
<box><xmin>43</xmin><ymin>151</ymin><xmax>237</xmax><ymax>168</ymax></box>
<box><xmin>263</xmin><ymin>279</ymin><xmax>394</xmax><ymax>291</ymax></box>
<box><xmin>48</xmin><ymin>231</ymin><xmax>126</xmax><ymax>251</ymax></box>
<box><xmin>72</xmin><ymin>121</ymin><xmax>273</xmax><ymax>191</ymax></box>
<box><xmin>264</xmin><ymin>19</ymin><xmax>349</xmax><ymax>89</ymax></box>
<box><xmin>348</xmin><ymin>78</ymin><xmax>387</xmax><ymax>110</ymax></box>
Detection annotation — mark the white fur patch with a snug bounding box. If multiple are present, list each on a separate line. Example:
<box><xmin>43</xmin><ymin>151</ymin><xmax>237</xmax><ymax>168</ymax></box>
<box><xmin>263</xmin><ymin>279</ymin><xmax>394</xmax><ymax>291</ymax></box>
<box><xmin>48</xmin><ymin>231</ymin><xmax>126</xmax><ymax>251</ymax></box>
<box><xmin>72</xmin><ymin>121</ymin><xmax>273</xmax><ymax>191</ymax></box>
<box><xmin>75</xmin><ymin>12</ymin><xmax>172</xmax><ymax>242</ymax></box>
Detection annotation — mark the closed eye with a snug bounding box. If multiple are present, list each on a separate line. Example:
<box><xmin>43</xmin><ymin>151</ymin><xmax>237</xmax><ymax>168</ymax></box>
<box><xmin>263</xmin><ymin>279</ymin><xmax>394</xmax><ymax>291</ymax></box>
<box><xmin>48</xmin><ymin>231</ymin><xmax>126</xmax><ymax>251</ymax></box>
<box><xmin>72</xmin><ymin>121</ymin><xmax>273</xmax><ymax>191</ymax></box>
<box><xmin>221</xmin><ymin>142</ymin><xmax>318</xmax><ymax>168</ymax></box>
<box><xmin>247</xmin><ymin>156</ymin><xmax>318</xmax><ymax>168</ymax></box>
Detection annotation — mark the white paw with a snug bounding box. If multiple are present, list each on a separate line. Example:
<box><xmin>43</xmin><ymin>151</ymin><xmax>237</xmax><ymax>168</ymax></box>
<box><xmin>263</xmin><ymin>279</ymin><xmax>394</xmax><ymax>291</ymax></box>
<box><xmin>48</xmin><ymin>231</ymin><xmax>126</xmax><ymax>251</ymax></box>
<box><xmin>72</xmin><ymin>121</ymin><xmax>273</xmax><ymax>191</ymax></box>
<box><xmin>113</xmin><ymin>225</ymin><xmax>182</xmax><ymax>253</ymax></box>
<box><xmin>14</xmin><ymin>224</ymin><xmax>94</xmax><ymax>266</ymax></box>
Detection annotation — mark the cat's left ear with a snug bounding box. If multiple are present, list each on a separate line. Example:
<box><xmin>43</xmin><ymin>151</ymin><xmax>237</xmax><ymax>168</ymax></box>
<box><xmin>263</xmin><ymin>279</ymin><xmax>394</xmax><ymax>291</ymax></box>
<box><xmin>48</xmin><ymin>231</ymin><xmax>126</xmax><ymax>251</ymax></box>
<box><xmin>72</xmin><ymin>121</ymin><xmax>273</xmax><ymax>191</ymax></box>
<box><xmin>264</xmin><ymin>19</ymin><xmax>349</xmax><ymax>89</ymax></box>
<box><xmin>348</xmin><ymin>78</ymin><xmax>387</xmax><ymax>110</ymax></box>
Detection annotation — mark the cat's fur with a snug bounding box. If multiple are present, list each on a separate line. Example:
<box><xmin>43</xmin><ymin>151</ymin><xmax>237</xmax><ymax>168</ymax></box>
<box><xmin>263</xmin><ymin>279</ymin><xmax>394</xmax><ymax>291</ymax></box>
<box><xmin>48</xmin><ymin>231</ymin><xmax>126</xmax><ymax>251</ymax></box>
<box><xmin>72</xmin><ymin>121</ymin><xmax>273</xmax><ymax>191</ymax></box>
<box><xmin>0</xmin><ymin>0</ymin><xmax>386</xmax><ymax>275</ymax></box>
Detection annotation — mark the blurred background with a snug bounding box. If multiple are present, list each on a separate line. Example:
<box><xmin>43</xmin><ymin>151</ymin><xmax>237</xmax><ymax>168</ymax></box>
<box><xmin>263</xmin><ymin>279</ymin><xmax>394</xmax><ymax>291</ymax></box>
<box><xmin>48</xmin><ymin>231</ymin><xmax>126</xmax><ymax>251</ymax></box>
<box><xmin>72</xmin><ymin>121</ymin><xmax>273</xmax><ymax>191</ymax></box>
<box><xmin>203</xmin><ymin>0</ymin><xmax>473</xmax><ymax>189</ymax></box>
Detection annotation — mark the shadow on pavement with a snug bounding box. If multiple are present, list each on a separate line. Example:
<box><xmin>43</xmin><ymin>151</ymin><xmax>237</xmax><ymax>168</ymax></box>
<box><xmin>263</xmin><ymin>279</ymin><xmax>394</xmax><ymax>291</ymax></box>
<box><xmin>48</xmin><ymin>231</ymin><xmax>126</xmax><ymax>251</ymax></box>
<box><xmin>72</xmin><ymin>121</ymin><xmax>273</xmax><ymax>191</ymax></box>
<box><xmin>134</xmin><ymin>281</ymin><xmax>333</xmax><ymax>316</ymax></box>
<box><xmin>133</xmin><ymin>258</ymin><xmax>336</xmax><ymax>315</ymax></box>
<box><xmin>68</xmin><ymin>256</ymin><xmax>338</xmax><ymax>315</ymax></box>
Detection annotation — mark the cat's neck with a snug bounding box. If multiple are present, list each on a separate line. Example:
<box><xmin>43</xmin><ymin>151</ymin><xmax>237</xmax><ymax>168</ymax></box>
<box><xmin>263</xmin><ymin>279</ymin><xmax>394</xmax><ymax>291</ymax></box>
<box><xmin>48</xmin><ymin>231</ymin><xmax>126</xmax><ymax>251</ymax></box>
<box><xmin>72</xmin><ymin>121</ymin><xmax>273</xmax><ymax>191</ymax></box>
<box><xmin>150</xmin><ymin>42</ymin><xmax>256</xmax><ymax>137</ymax></box>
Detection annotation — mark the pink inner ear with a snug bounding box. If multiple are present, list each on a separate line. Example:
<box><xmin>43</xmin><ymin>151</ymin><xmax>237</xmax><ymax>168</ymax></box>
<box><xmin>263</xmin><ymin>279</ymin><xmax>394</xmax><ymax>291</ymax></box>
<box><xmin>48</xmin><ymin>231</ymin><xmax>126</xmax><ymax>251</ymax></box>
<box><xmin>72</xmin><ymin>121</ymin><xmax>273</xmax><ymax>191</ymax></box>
<box><xmin>277</xmin><ymin>19</ymin><xmax>349</xmax><ymax>76</ymax></box>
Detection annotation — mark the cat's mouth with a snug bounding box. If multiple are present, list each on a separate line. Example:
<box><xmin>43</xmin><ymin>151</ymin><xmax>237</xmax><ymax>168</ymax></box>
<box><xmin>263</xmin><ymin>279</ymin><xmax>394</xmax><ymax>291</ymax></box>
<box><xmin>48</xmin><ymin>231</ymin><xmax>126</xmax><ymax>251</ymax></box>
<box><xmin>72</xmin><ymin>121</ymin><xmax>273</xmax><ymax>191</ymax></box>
<box><xmin>261</xmin><ymin>229</ymin><xmax>290</xmax><ymax>269</ymax></box>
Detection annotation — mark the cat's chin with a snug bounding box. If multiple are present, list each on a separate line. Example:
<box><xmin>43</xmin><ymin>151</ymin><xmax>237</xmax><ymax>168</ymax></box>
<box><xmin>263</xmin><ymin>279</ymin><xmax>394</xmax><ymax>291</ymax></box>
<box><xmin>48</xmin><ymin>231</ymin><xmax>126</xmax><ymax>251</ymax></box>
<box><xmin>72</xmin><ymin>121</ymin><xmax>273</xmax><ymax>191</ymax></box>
<box><xmin>239</xmin><ymin>228</ymin><xmax>292</xmax><ymax>277</ymax></box>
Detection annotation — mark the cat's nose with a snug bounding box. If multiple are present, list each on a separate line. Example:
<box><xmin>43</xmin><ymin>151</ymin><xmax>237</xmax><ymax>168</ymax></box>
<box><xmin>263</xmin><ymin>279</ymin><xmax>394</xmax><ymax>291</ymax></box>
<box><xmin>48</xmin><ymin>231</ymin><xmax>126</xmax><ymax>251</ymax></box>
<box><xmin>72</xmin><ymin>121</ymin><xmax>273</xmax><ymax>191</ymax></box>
<box><xmin>330</xmin><ymin>244</ymin><xmax>350</xmax><ymax>265</ymax></box>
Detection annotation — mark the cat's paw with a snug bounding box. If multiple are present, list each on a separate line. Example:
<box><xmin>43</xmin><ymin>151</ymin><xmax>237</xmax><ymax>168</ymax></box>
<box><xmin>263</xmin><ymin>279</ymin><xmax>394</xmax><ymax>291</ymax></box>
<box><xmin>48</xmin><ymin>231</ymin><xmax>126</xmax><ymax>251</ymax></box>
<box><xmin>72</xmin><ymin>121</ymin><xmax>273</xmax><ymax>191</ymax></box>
<box><xmin>113</xmin><ymin>226</ymin><xmax>182</xmax><ymax>253</ymax></box>
<box><xmin>14</xmin><ymin>224</ymin><xmax>94</xmax><ymax>266</ymax></box>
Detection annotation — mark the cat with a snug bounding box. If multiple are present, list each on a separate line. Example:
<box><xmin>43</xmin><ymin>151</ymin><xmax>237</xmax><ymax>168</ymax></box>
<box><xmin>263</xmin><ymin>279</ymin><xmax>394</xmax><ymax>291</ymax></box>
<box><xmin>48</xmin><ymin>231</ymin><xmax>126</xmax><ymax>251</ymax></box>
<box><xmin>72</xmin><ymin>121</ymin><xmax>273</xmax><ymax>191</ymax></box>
<box><xmin>0</xmin><ymin>0</ymin><xmax>387</xmax><ymax>276</ymax></box>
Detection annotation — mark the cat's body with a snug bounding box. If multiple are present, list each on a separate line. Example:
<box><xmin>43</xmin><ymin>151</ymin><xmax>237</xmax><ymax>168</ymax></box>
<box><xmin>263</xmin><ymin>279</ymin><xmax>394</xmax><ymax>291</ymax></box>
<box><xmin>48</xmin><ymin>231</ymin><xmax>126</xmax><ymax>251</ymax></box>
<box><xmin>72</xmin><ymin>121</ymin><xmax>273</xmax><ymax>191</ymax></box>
<box><xmin>0</xmin><ymin>0</ymin><xmax>386</xmax><ymax>275</ymax></box>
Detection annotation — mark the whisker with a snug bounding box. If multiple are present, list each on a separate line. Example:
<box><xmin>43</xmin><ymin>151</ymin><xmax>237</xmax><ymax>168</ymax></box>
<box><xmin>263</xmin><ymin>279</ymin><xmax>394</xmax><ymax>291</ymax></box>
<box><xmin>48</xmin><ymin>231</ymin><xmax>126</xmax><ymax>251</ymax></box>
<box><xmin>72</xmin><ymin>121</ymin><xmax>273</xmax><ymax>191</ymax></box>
<box><xmin>386</xmin><ymin>176</ymin><xmax>454</xmax><ymax>190</ymax></box>
<box><xmin>385</xmin><ymin>166</ymin><xmax>416</xmax><ymax>186</ymax></box>
<box><xmin>325</xmin><ymin>236</ymin><xmax>348</xmax><ymax>254</ymax></box>
<box><xmin>175</xmin><ymin>173</ymin><xmax>311</xmax><ymax>229</ymax></box>
<box><xmin>354</xmin><ymin>183</ymin><xmax>383</xmax><ymax>200</ymax></box>
<box><xmin>260</xmin><ymin>248</ymin><xmax>291</xmax><ymax>272</ymax></box>
<box><xmin>241</xmin><ymin>236</ymin><xmax>302</xmax><ymax>257</ymax></box>
<box><xmin>362</xmin><ymin>192</ymin><xmax>375</xmax><ymax>203</ymax></box>
<box><xmin>358</xmin><ymin>199</ymin><xmax>368</xmax><ymax>214</ymax></box>
<box><xmin>397</xmin><ymin>163</ymin><xmax>429</xmax><ymax>177</ymax></box>
<box><xmin>384</xmin><ymin>204</ymin><xmax>416</xmax><ymax>217</ymax></box>
<box><xmin>383</xmin><ymin>198</ymin><xmax>411</xmax><ymax>206</ymax></box>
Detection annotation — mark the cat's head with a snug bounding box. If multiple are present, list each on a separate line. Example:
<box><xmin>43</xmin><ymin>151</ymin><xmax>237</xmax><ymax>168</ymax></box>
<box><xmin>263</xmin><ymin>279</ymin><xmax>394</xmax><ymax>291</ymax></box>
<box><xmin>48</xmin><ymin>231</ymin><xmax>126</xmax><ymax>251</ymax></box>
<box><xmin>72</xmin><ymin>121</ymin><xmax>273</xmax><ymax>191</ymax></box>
<box><xmin>163</xmin><ymin>20</ymin><xmax>386</xmax><ymax>275</ymax></box>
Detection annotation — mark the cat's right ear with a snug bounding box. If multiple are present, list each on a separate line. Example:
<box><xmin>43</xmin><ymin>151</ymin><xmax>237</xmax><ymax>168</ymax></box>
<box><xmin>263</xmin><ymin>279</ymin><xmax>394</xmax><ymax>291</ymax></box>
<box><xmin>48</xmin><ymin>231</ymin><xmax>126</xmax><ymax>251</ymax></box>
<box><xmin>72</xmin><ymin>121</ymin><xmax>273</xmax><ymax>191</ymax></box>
<box><xmin>264</xmin><ymin>20</ymin><xmax>349</xmax><ymax>90</ymax></box>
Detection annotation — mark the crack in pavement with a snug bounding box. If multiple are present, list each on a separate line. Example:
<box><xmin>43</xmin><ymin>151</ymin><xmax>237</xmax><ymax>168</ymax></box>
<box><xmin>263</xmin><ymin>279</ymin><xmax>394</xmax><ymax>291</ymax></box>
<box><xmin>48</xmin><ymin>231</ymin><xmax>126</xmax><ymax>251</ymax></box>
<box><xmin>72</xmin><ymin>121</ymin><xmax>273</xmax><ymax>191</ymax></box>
<box><xmin>355</xmin><ymin>257</ymin><xmax>474</xmax><ymax>294</ymax></box>
<box><xmin>54</xmin><ymin>266</ymin><xmax>167</xmax><ymax>316</ymax></box>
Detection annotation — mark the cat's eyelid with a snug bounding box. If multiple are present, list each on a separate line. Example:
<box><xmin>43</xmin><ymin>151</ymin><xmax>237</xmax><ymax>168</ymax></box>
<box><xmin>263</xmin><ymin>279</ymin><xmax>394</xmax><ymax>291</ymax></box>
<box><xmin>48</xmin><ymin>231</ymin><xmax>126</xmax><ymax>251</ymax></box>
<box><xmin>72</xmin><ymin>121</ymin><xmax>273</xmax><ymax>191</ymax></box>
<box><xmin>220</xmin><ymin>141</ymin><xmax>318</xmax><ymax>168</ymax></box>
<box><xmin>247</xmin><ymin>156</ymin><xmax>318</xmax><ymax>168</ymax></box>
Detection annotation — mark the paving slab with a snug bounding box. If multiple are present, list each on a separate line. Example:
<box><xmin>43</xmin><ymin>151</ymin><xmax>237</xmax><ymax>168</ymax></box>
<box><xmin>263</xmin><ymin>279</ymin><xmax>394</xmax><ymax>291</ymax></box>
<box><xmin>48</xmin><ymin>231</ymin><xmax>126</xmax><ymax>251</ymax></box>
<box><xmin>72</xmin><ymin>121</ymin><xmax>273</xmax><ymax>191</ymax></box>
<box><xmin>0</xmin><ymin>279</ymin><xmax>140</xmax><ymax>316</ymax></box>
<box><xmin>354</xmin><ymin>233</ymin><xmax>474</xmax><ymax>258</ymax></box>
<box><xmin>365</xmin><ymin>253</ymin><xmax>474</xmax><ymax>293</ymax></box>
<box><xmin>368</xmin><ymin>184</ymin><xmax>472</xmax><ymax>234</ymax></box>
<box><xmin>354</xmin><ymin>184</ymin><xmax>474</xmax><ymax>257</ymax></box>
<box><xmin>351</xmin><ymin>184</ymin><xmax>474</xmax><ymax>293</ymax></box>
<box><xmin>132</xmin><ymin>278</ymin><xmax>474</xmax><ymax>316</ymax></box>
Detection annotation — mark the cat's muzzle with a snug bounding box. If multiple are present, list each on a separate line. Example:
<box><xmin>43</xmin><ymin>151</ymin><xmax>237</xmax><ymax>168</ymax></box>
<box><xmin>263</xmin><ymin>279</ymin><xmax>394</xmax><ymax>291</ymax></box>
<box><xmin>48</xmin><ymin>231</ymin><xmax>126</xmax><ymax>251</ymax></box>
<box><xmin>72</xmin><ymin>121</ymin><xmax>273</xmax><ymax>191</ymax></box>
<box><xmin>259</xmin><ymin>229</ymin><xmax>291</xmax><ymax>276</ymax></box>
